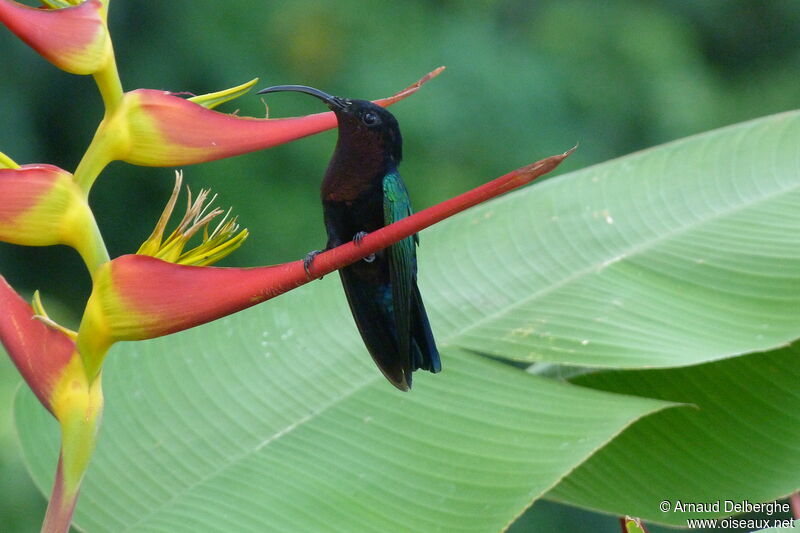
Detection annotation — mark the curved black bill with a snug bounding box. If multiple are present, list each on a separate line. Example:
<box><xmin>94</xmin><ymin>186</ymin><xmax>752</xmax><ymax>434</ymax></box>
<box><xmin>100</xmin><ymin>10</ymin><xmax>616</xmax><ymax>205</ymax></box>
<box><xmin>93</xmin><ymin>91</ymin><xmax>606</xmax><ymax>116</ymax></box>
<box><xmin>256</xmin><ymin>84</ymin><xmax>345</xmax><ymax>110</ymax></box>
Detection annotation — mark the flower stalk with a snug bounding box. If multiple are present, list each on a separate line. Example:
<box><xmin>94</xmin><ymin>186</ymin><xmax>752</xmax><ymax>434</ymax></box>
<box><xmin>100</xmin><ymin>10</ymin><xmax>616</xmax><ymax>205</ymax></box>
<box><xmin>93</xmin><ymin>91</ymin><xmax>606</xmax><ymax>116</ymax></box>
<box><xmin>42</xmin><ymin>357</ymin><xmax>103</xmax><ymax>533</ymax></box>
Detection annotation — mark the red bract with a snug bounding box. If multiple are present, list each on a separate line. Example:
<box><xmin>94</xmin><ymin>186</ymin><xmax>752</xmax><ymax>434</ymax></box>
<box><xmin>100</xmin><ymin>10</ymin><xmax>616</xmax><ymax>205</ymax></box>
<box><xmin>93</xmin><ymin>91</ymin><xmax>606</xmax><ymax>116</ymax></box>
<box><xmin>0</xmin><ymin>276</ymin><xmax>75</xmax><ymax>414</ymax></box>
<box><xmin>0</xmin><ymin>164</ymin><xmax>108</xmax><ymax>273</ymax></box>
<box><xmin>0</xmin><ymin>165</ymin><xmax>59</xmax><ymax>220</ymax></box>
<box><xmin>119</xmin><ymin>67</ymin><xmax>446</xmax><ymax>166</ymax></box>
<box><xmin>73</xmin><ymin>69</ymin><xmax>445</xmax><ymax>193</ymax></box>
<box><xmin>0</xmin><ymin>0</ymin><xmax>110</xmax><ymax>75</ymax></box>
<box><xmin>0</xmin><ymin>164</ymin><xmax>74</xmax><ymax>244</ymax></box>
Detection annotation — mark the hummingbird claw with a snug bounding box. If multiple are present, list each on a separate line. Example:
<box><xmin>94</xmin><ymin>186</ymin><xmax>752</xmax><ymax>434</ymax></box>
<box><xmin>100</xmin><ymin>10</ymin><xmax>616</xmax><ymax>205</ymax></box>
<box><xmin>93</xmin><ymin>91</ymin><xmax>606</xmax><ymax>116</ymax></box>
<box><xmin>303</xmin><ymin>250</ymin><xmax>322</xmax><ymax>278</ymax></box>
<box><xmin>353</xmin><ymin>232</ymin><xmax>374</xmax><ymax>262</ymax></box>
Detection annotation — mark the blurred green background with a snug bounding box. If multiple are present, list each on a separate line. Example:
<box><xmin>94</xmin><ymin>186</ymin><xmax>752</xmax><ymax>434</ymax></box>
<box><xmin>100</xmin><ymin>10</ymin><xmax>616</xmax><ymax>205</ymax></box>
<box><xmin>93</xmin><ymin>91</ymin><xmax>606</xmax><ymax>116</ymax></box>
<box><xmin>2</xmin><ymin>1</ymin><xmax>799</xmax><ymax>531</ymax></box>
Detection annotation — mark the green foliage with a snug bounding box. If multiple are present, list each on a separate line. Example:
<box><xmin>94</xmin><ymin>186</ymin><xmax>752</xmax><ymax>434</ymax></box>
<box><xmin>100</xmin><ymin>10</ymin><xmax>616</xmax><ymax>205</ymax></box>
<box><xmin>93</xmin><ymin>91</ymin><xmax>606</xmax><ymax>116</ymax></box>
<box><xmin>550</xmin><ymin>343</ymin><xmax>800</xmax><ymax>524</ymax></box>
<box><xmin>0</xmin><ymin>357</ymin><xmax>44</xmax><ymax>532</ymax></box>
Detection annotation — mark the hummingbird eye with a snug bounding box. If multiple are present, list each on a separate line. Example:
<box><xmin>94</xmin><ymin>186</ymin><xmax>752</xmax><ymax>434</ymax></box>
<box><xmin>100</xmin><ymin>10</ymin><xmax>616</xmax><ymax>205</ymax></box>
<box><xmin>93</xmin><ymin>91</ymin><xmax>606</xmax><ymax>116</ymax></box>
<box><xmin>362</xmin><ymin>112</ymin><xmax>380</xmax><ymax>126</ymax></box>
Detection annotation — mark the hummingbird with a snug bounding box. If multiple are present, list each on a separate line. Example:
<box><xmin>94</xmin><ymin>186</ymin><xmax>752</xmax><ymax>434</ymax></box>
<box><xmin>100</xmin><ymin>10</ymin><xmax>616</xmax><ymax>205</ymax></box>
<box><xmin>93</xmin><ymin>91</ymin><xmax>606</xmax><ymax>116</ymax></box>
<box><xmin>257</xmin><ymin>84</ymin><xmax>441</xmax><ymax>390</ymax></box>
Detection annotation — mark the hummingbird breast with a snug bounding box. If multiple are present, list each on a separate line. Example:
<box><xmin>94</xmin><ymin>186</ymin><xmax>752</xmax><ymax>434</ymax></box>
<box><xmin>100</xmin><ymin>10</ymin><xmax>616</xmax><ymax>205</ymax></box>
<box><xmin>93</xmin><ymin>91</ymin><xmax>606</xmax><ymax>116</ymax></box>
<box><xmin>321</xmin><ymin>133</ymin><xmax>389</xmax><ymax>203</ymax></box>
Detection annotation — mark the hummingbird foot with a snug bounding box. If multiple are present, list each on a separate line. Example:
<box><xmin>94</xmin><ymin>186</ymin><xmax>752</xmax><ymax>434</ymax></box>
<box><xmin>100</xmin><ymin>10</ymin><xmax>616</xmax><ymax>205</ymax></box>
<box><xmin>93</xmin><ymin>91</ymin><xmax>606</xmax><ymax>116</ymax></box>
<box><xmin>352</xmin><ymin>232</ymin><xmax>375</xmax><ymax>262</ymax></box>
<box><xmin>303</xmin><ymin>250</ymin><xmax>322</xmax><ymax>278</ymax></box>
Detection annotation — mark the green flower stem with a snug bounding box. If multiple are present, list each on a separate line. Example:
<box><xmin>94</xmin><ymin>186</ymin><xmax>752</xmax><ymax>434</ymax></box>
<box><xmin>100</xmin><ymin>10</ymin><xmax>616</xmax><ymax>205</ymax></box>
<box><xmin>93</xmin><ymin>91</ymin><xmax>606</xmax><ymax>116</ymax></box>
<box><xmin>75</xmin><ymin>326</ymin><xmax>111</xmax><ymax>385</ymax></box>
<box><xmin>92</xmin><ymin>55</ymin><xmax>123</xmax><ymax>114</ymax></box>
<box><xmin>75</xmin><ymin>211</ymin><xmax>110</xmax><ymax>280</ymax></box>
<box><xmin>73</xmin><ymin>123</ymin><xmax>116</xmax><ymax>196</ymax></box>
<box><xmin>58</xmin><ymin>407</ymin><xmax>102</xmax><ymax>508</ymax></box>
<box><xmin>40</xmin><ymin>455</ymin><xmax>79</xmax><ymax>533</ymax></box>
<box><xmin>42</xmin><ymin>366</ymin><xmax>104</xmax><ymax>533</ymax></box>
<box><xmin>92</xmin><ymin>0</ymin><xmax>123</xmax><ymax>113</ymax></box>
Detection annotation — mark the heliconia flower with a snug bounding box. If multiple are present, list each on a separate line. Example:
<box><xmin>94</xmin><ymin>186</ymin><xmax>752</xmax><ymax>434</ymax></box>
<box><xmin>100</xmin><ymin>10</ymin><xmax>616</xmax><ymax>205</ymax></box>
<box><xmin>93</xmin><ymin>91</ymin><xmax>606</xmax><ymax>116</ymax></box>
<box><xmin>76</xmin><ymin>148</ymin><xmax>573</xmax><ymax>380</ymax></box>
<box><xmin>137</xmin><ymin>171</ymin><xmax>248</xmax><ymax>266</ymax></box>
<box><xmin>0</xmin><ymin>163</ymin><xmax>109</xmax><ymax>275</ymax></box>
<box><xmin>0</xmin><ymin>276</ymin><xmax>103</xmax><ymax>533</ymax></box>
<box><xmin>73</xmin><ymin>68</ymin><xmax>445</xmax><ymax>191</ymax></box>
<box><xmin>0</xmin><ymin>0</ymin><xmax>112</xmax><ymax>75</ymax></box>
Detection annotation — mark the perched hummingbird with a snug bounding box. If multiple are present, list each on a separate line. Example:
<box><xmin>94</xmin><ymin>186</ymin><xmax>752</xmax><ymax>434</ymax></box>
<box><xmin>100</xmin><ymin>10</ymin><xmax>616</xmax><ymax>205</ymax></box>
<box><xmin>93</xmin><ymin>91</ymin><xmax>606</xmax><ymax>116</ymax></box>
<box><xmin>257</xmin><ymin>84</ymin><xmax>440</xmax><ymax>390</ymax></box>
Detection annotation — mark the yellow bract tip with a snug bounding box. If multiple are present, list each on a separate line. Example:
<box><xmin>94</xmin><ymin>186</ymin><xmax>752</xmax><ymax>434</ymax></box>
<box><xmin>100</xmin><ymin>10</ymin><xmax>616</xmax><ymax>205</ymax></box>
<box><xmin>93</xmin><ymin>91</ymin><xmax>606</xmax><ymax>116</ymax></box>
<box><xmin>188</xmin><ymin>78</ymin><xmax>260</xmax><ymax>110</ymax></box>
<box><xmin>31</xmin><ymin>290</ymin><xmax>78</xmax><ymax>340</ymax></box>
<box><xmin>0</xmin><ymin>151</ymin><xmax>19</xmax><ymax>169</ymax></box>
<box><xmin>39</xmin><ymin>0</ymin><xmax>79</xmax><ymax>9</ymax></box>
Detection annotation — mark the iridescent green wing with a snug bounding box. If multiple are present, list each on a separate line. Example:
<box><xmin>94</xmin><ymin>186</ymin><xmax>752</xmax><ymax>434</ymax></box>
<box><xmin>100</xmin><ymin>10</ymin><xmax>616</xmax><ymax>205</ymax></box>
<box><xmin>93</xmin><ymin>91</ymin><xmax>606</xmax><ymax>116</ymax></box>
<box><xmin>383</xmin><ymin>170</ymin><xmax>415</xmax><ymax>362</ymax></box>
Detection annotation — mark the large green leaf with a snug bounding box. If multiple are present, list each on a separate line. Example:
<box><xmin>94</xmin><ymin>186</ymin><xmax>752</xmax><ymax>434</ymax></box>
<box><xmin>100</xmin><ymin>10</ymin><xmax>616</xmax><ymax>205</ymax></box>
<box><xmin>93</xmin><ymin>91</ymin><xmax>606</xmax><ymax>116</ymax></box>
<box><xmin>15</xmin><ymin>301</ymin><xmax>670</xmax><ymax>532</ymax></box>
<box><xmin>546</xmin><ymin>343</ymin><xmax>800</xmax><ymax>526</ymax></box>
<box><xmin>423</xmin><ymin>111</ymin><xmax>800</xmax><ymax>367</ymax></box>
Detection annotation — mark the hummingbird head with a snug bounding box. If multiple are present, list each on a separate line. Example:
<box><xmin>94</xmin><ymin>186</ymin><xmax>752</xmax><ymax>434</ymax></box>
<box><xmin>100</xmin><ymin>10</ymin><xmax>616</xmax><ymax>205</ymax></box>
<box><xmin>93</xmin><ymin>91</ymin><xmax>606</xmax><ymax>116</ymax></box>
<box><xmin>257</xmin><ymin>85</ymin><xmax>403</xmax><ymax>165</ymax></box>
